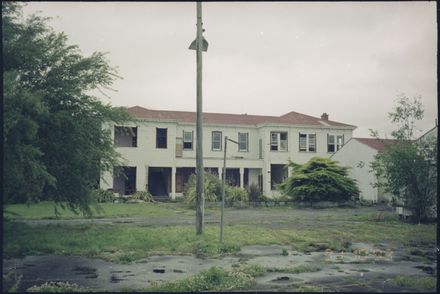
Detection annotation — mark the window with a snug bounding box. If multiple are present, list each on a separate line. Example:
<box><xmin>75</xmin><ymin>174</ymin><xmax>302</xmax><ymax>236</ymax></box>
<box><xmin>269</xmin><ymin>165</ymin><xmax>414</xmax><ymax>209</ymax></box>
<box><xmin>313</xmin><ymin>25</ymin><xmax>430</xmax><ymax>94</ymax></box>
<box><xmin>270</xmin><ymin>132</ymin><xmax>288</xmax><ymax>151</ymax></box>
<box><xmin>156</xmin><ymin>128</ymin><xmax>167</xmax><ymax>149</ymax></box>
<box><xmin>238</xmin><ymin>132</ymin><xmax>249</xmax><ymax>152</ymax></box>
<box><xmin>308</xmin><ymin>134</ymin><xmax>316</xmax><ymax>152</ymax></box>
<box><xmin>299</xmin><ymin>133</ymin><xmax>316</xmax><ymax>152</ymax></box>
<box><xmin>183</xmin><ymin>131</ymin><xmax>193</xmax><ymax>150</ymax></box>
<box><xmin>114</xmin><ymin>126</ymin><xmax>137</xmax><ymax>147</ymax></box>
<box><xmin>299</xmin><ymin>134</ymin><xmax>307</xmax><ymax>152</ymax></box>
<box><xmin>212</xmin><ymin>131</ymin><xmax>222</xmax><ymax>151</ymax></box>
<box><xmin>271</xmin><ymin>133</ymin><xmax>278</xmax><ymax>151</ymax></box>
<box><xmin>328</xmin><ymin>134</ymin><xmax>344</xmax><ymax>152</ymax></box>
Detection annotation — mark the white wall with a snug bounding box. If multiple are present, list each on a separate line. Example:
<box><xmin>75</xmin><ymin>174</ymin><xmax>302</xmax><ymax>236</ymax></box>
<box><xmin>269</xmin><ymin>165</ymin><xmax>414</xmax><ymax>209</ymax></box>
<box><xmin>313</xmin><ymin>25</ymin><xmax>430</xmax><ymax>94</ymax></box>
<box><xmin>101</xmin><ymin>120</ymin><xmax>355</xmax><ymax>198</ymax></box>
<box><xmin>331</xmin><ymin>139</ymin><xmax>378</xmax><ymax>202</ymax></box>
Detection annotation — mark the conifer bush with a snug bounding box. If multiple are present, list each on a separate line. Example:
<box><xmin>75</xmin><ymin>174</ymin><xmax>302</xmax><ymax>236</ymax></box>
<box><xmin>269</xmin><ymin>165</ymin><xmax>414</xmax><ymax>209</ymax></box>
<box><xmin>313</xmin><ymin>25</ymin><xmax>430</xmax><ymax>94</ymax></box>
<box><xmin>280</xmin><ymin>157</ymin><xmax>360</xmax><ymax>203</ymax></box>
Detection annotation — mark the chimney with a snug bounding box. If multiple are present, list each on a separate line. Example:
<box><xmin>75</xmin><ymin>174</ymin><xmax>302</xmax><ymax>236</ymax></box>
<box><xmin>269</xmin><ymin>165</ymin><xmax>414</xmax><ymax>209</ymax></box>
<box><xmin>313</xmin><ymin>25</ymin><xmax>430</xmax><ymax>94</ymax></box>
<box><xmin>321</xmin><ymin>113</ymin><xmax>329</xmax><ymax>121</ymax></box>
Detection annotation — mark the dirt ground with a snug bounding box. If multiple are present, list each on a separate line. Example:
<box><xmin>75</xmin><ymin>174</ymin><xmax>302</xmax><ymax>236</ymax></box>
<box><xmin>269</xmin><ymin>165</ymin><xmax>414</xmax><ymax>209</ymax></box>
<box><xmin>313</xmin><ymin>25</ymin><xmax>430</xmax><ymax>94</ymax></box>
<box><xmin>3</xmin><ymin>205</ymin><xmax>437</xmax><ymax>292</ymax></box>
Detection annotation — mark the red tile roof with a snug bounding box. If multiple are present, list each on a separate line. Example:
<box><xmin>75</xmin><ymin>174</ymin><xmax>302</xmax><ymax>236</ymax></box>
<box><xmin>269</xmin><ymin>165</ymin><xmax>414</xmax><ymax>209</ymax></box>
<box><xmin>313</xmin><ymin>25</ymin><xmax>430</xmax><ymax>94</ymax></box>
<box><xmin>126</xmin><ymin>106</ymin><xmax>356</xmax><ymax>128</ymax></box>
<box><xmin>354</xmin><ymin>138</ymin><xmax>399</xmax><ymax>152</ymax></box>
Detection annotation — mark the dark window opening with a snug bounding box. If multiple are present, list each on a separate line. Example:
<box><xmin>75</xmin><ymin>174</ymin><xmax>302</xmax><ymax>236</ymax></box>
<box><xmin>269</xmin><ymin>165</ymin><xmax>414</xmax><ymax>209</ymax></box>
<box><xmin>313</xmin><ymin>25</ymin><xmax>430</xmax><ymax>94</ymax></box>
<box><xmin>226</xmin><ymin>168</ymin><xmax>240</xmax><ymax>187</ymax></box>
<box><xmin>156</xmin><ymin>128</ymin><xmax>168</xmax><ymax>149</ymax></box>
<box><xmin>271</xmin><ymin>164</ymin><xmax>287</xmax><ymax>190</ymax></box>
<box><xmin>148</xmin><ymin>167</ymin><xmax>171</xmax><ymax>196</ymax></box>
<box><xmin>113</xmin><ymin>166</ymin><xmax>136</xmax><ymax>195</ymax></box>
<box><xmin>114</xmin><ymin>126</ymin><xmax>137</xmax><ymax>147</ymax></box>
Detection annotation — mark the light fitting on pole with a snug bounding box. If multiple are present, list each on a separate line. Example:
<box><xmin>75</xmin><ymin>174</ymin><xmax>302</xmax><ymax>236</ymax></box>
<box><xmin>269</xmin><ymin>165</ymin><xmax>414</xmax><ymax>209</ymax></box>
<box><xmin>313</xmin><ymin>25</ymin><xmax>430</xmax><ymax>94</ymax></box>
<box><xmin>189</xmin><ymin>36</ymin><xmax>209</xmax><ymax>52</ymax></box>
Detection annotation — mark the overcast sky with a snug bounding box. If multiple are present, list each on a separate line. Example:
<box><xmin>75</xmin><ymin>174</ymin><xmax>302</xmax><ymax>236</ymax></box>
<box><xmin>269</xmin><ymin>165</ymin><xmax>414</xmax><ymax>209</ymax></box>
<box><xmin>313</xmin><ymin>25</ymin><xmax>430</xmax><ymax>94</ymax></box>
<box><xmin>22</xmin><ymin>1</ymin><xmax>437</xmax><ymax>138</ymax></box>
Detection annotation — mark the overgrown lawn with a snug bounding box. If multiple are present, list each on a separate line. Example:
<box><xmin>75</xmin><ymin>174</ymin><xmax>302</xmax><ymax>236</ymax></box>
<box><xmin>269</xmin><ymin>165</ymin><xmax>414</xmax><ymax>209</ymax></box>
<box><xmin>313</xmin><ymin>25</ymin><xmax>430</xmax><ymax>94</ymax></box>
<box><xmin>3</xmin><ymin>201</ymin><xmax>184</xmax><ymax>219</ymax></box>
<box><xmin>3</xmin><ymin>220</ymin><xmax>435</xmax><ymax>263</ymax></box>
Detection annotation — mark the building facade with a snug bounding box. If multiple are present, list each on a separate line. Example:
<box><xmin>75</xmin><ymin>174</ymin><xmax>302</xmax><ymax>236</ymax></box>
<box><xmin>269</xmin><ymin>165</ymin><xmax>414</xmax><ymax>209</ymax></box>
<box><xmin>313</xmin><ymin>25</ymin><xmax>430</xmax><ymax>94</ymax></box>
<box><xmin>100</xmin><ymin>106</ymin><xmax>356</xmax><ymax>199</ymax></box>
<box><xmin>330</xmin><ymin>138</ymin><xmax>396</xmax><ymax>203</ymax></box>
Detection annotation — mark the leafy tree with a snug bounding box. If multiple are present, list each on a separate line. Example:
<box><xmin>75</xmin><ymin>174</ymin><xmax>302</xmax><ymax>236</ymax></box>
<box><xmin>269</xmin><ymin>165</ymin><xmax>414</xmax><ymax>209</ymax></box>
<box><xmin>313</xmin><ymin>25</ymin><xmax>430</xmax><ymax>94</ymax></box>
<box><xmin>370</xmin><ymin>95</ymin><xmax>437</xmax><ymax>223</ymax></box>
<box><xmin>280</xmin><ymin>157</ymin><xmax>360</xmax><ymax>204</ymax></box>
<box><xmin>184</xmin><ymin>172</ymin><xmax>249</xmax><ymax>207</ymax></box>
<box><xmin>3</xmin><ymin>2</ymin><xmax>133</xmax><ymax>214</ymax></box>
<box><xmin>184</xmin><ymin>172</ymin><xmax>222</xmax><ymax>206</ymax></box>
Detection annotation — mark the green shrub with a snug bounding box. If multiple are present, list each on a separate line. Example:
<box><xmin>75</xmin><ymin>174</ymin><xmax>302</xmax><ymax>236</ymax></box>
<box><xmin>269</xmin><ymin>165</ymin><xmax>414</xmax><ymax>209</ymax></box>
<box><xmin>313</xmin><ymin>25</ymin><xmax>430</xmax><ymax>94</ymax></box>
<box><xmin>91</xmin><ymin>189</ymin><xmax>117</xmax><ymax>203</ymax></box>
<box><xmin>237</xmin><ymin>264</ymin><xmax>267</xmax><ymax>277</ymax></box>
<box><xmin>128</xmin><ymin>191</ymin><xmax>153</xmax><ymax>202</ymax></box>
<box><xmin>225</xmin><ymin>186</ymin><xmax>249</xmax><ymax>206</ymax></box>
<box><xmin>27</xmin><ymin>281</ymin><xmax>92</xmax><ymax>292</ymax></box>
<box><xmin>280</xmin><ymin>157</ymin><xmax>360</xmax><ymax>203</ymax></box>
<box><xmin>148</xmin><ymin>266</ymin><xmax>255</xmax><ymax>292</ymax></box>
<box><xmin>247</xmin><ymin>183</ymin><xmax>262</xmax><ymax>202</ymax></box>
<box><xmin>184</xmin><ymin>172</ymin><xmax>222</xmax><ymax>206</ymax></box>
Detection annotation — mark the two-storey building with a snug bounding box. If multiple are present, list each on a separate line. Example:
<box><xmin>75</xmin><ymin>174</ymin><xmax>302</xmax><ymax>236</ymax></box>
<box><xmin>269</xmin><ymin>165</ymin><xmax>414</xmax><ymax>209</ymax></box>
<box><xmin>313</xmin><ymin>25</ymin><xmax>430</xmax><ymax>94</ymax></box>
<box><xmin>100</xmin><ymin>106</ymin><xmax>356</xmax><ymax>199</ymax></box>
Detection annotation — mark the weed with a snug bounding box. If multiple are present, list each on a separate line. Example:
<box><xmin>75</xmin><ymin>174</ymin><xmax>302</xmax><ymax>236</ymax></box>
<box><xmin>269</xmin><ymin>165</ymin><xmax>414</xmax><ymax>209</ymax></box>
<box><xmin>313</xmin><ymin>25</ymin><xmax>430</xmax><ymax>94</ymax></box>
<box><xmin>281</xmin><ymin>248</ymin><xmax>289</xmax><ymax>256</ymax></box>
<box><xmin>267</xmin><ymin>264</ymin><xmax>321</xmax><ymax>274</ymax></box>
<box><xmin>391</xmin><ymin>275</ymin><xmax>436</xmax><ymax>290</ymax></box>
<box><xmin>237</xmin><ymin>264</ymin><xmax>267</xmax><ymax>277</ymax></box>
<box><xmin>27</xmin><ymin>281</ymin><xmax>92</xmax><ymax>292</ymax></box>
<box><xmin>147</xmin><ymin>266</ymin><xmax>255</xmax><ymax>292</ymax></box>
<box><xmin>294</xmin><ymin>284</ymin><xmax>329</xmax><ymax>292</ymax></box>
<box><xmin>2</xmin><ymin>272</ymin><xmax>22</xmax><ymax>292</ymax></box>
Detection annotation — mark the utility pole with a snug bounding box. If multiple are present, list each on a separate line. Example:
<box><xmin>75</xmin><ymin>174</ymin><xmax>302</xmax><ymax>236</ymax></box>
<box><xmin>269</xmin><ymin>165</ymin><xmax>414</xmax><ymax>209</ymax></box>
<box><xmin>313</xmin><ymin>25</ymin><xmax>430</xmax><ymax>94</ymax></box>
<box><xmin>220</xmin><ymin>136</ymin><xmax>228</xmax><ymax>242</ymax></box>
<box><xmin>189</xmin><ymin>2</ymin><xmax>208</xmax><ymax>235</ymax></box>
<box><xmin>220</xmin><ymin>136</ymin><xmax>238</xmax><ymax>243</ymax></box>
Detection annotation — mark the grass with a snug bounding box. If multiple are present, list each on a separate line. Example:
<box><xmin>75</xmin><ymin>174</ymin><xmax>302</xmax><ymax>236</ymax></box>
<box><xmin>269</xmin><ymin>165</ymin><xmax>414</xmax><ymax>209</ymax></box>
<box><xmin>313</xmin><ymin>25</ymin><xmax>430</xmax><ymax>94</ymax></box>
<box><xmin>3</xmin><ymin>216</ymin><xmax>435</xmax><ymax>263</ymax></box>
<box><xmin>267</xmin><ymin>264</ymin><xmax>321</xmax><ymax>274</ymax></box>
<box><xmin>3</xmin><ymin>201</ymin><xmax>184</xmax><ymax>219</ymax></box>
<box><xmin>146</xmin><ymin>265</ymin><xmax>263</xmax><ymax>292</ymax></box>
<box><xmin>391</xmin><ymin>275</ymin><xmax>436</xmax><ymax>291</ymax></box>
<box><xmin>26</xmin><ymin>281</ymin><xmax>93</xmax><ymax>293</ymax></box>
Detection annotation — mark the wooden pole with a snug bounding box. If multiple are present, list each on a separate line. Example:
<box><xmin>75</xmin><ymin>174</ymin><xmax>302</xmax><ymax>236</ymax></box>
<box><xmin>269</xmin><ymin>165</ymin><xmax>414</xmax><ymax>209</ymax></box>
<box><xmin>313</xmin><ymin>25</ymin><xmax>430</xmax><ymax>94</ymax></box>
<box><xmin>195</xmin><ymin>1</ymin><xmax>204</xmax><ymax>235</ymax></box>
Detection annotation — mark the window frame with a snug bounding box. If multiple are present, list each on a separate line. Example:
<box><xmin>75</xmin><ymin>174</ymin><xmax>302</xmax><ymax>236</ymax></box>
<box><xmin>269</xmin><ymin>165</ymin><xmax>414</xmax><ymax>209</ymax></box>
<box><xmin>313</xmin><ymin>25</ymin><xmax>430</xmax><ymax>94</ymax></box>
<box><xmin>183</xmin><ymin>130</ymin><xmax>193</xmax><ymax>150</ymax></box>
<box><xmin>238</xmin><ymin>132</ymin><xmax>249</xmax><ymax>152</ymax></box>
<box><xmin>299</xmin><ymin>133</ymin><xmax>307</xmax><ymax>152</ymax></box>
<box><xmin>299</xmin><ymin>133</ymin><xmax>316</xmax><ymax>152</ymax></box>
<box><xmin>156</xmin><ymin>127</ymin><xmax>168</xmax><ymax>149</ymax></box>
<box><xmin>327</xmin><ymin>134</ymin><xmax>344</xmax><ymax>153</ymax></box>
<box><xmin>211</xmin><ymin>131</ymin><xmax>222</xmax><ymax>151</ymax></box>
<box><xmin>114</xmin><ymin>126</ymin><xmax>138</xmax><ymax>148</ymax></box>
<box><xmin>270</xmin><ymin>131</ymin><xmax>288</xmax><ymax>152</ymax></box>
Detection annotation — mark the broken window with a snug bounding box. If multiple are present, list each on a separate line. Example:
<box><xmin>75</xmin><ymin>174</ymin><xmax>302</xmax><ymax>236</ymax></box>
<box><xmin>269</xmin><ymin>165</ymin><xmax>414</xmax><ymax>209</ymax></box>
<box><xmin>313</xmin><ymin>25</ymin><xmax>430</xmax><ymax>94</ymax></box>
<box><xmin>299</xmin><ymin>133</ymin><xmax>316</xmax><ymax>152</ymax></box>
<box><xmin>328</xmin><ymin>134</ymin><xmax>344</xmax><ymax>152</ymax></box>
<box><xmin>212</xmin><ymin>131</ymin><xmax>222</xmax><ymax>151</ymax></box>
<box><xmin>156</xmin><ymin>128</ymin><xmax>167</xmax><ymax>149</ymax></box>
<box><xmin>238</xmin><ymin>132</ymin><xmax>249</xmax><ymax>152</ymax></box>
<box><xmin>183</xmin><ymin>131</ymin><xmax>193</xmax><ymax>150</ymax></box>
<box><xmin>270</xmin><ymin>132</ymin><xmax>288</xmax><ymax>151</ymax></box>
<box><xmin>114</xmin><ymin>126</ymin><xmax>137</xmax><ymax>147</ymax></box>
